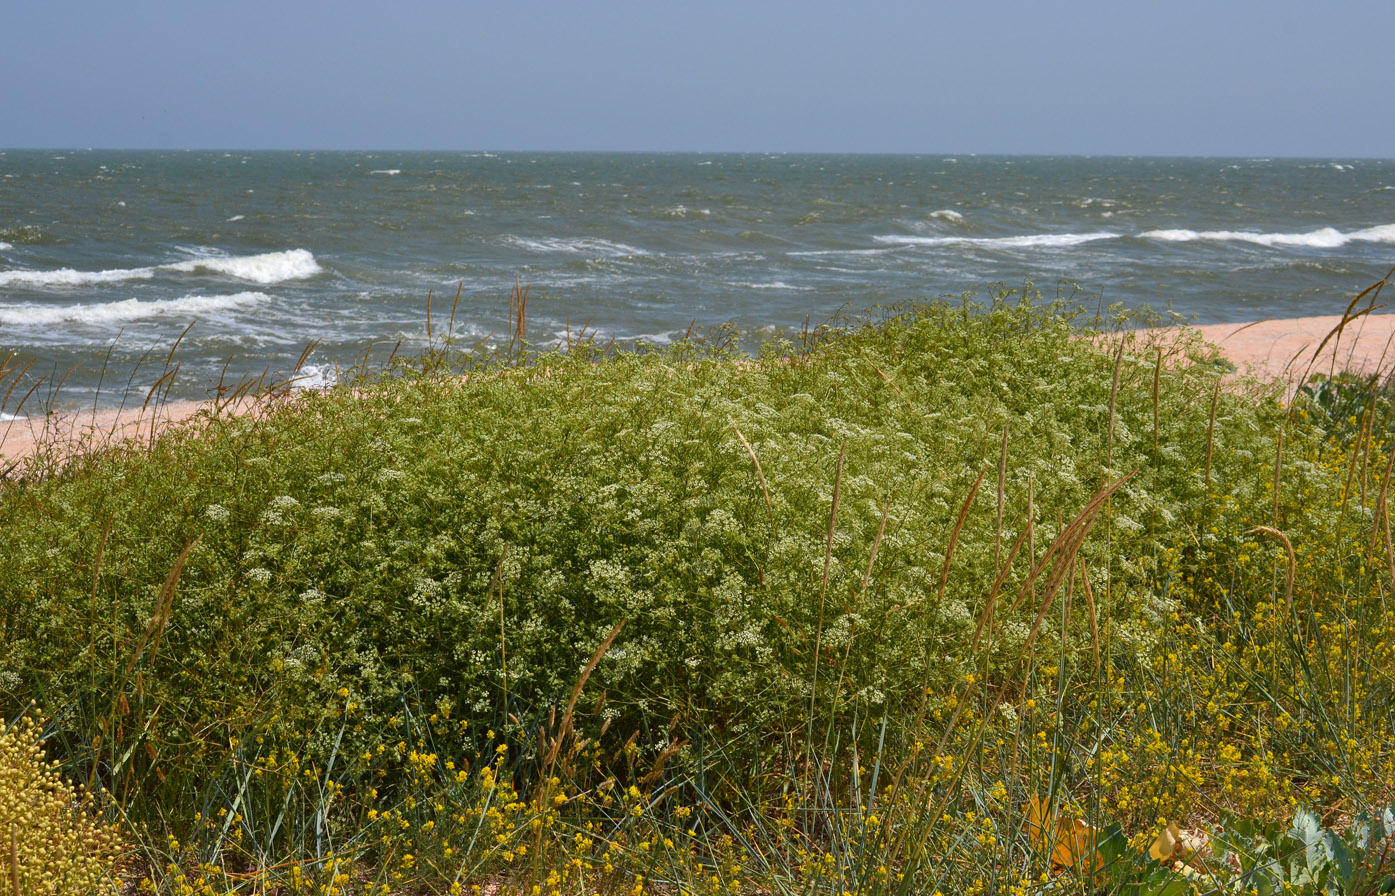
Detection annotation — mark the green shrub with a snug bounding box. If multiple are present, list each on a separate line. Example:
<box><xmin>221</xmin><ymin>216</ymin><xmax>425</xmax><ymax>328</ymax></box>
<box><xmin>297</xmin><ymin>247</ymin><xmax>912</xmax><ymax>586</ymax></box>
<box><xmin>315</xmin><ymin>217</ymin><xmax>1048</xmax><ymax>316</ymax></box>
<box><xmin>2</xmin><ymin>287</ymin><xmax>1388</xmax><ymax>892</ymax></box>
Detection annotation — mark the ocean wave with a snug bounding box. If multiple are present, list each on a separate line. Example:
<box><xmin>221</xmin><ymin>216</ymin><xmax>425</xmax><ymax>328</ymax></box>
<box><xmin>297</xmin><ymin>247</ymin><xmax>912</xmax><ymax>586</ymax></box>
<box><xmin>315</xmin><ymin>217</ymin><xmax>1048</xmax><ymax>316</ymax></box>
<box><xmin>929</xmin><ymin>209</ymin><xmax>965</xmax><ymax>223</ymax></box>
<box><xmin>0</xmin><ymin>242</ymin><xmax>11</xmax><ymax>251</ymax></box>
<box><xmin>787</xmin><ymin>248</ymin><xmax>898</xmax><ymax>257</ymax></box>
<box><xmin>290</xmin><ymin>362</ymin><xmax>338</xmax><ymax>390</ymax></box>
<box><xmin>620</xmin><ymin>330</ymin><xmax>676</xmax><ymax>345</ymax></box>
<box><xmin>166</xmin><ymin>249</ymin><xmax>322</xmax><ymax>283</ymax></box>
<box><xmin>874</xmin><ymin>231</ymin><xmax>1117</xmax><ymax>249</ymax></box>
<box><xmin>507</xmin><ymin>236</ymin><xmax>650</xmax><ymax>257</ymax></box>
<box><xmin>0</xmin><ymin>249</ymin><xmax>322</xmax><ymax>289</ymax></box>
<box><xmin>0</xmin><ymin>292</ymin><xmax>273</xmax><ymax>326</ymax></box>
<box><xmin>729</xmin><ymin>281</ymin><xmax>811</xmax><ymax>290</ymax></box>
<box><xmin>0</xmin><ymin>265</ymin><xmax>158</xmax><ymax>287</ymax></box>
<box><xmin>370</xmin><ymin>169</ymin><xmax>402</xmax><ymax>175</ymax></box>
<box><xmin>1140</xmin><ymin>224</ymin><xmax>1395</xmax><ymax>249</ymax></box>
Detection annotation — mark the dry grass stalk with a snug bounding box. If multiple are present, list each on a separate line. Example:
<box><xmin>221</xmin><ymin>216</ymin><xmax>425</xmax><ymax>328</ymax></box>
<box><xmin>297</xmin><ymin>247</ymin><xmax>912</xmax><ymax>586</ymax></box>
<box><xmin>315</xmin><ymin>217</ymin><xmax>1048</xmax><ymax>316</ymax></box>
<box><xmin>897</xmin><ymin>471</ymin><xmax>1135</xmax><ymax>872</ymax></box>
<box><xmin>1153</xmin><ymin>346</ymin><xmax>1162</xmax><ymax>454</ymax></box>
<box><xmin>1374</xmin><ymin>450</ymin><xmax>1395</xmax><ymax>590</ymax></box>
<box><xmin>1205</xmin><ymin>379</ymin><xmax>1220</xmax><ymax>491</ymax></box>
<box><xmin>1340</xmin><ymin>408</ymin><xmax>1370</xmax><ymax>514</ymax></box>
<box><xmin>544</xmin><ymin>619</ymin><xmax>627</xmax><ymax>774</ymax></box>
<box><xmin>1247</xmin><ymin>526</ymin><xmax>1296</xmax><ymax>614</ymax></box>
<box><xmin>731</xmin><ymin>421</ymin><xmax>775</xmax><ymax>536</ymax></box>
<box><xmin>8</xmin><ymin>824</ymin><xmax>18</xmax><ymax>896</ymax></box>
<box><xmin>860</xmin><ymin>499</ymin><xmax>892</xmax><ymax>599</ymax></box>
<box><xmin>509</xmin><ymin>280</ymin><xmax>530</xmax><ymax>360</ymax></box>
<box><xmin>910</xmin><ymin>469</ymin><xmax>1138</xmax><ymax>816</ymax></box>
<box><xmin>872</xmin><ymin>364</ymin><xmax>904</xmax><ymax>399</ymax></box>
<box><xmin>969</xmin><ymin>527</ymin><xmax>1029</xmax><ymax>656</ymax></box>
<box><xmin>1077</xmin><ymin>556</ymin><xmax>1101</xmax><ymax>675</ymax></box>
<box><xmin>810</xmin><ymin>443</ymin><xmax>847</xmax><ymax>714</ymax></box>
<box><xmin>491</xmin><ymin>547</ymin><xmax>510</xmax><ymax>711</ymax></box>
<box><xmin>935</xmin><ymin>465</ymin><xmax>990</xmax><ymax>612</ymax></box>
<box><xmin>1295</xmin><ymin>269</ymin><xmax>1392</xmax><ymax>391</ymax></box>
<box><xmin>124</xmin><ymin>536</ymin><xmax>202</xmax><ymax>680</ymax></box>
<box><xmin>1107</xmin><ymin>339</ymin><xmax>1124</xmax><ymax>479</ymax></box>
<box><xmin>995</xmin><ymin>424</ymin><xmax>1009</xmax><ymax>570</ymax></box>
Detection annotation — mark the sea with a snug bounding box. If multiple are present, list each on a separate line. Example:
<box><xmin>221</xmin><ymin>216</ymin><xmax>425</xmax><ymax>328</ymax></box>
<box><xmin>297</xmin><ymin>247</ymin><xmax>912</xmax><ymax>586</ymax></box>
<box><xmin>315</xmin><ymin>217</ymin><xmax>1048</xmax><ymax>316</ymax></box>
<box><xmin>2</xmin><ymin>150</ymin><xmax>1394</xmax><ymax>412</ymax></box>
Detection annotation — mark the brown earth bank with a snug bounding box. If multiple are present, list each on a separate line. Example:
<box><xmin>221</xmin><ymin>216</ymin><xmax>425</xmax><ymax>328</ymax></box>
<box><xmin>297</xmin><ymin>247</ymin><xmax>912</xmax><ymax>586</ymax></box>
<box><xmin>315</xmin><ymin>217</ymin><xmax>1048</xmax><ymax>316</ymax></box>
<box><xmin>4</xmin><ymin>313</ymin><xmax>1395</xmax><ymax>466</ymax></box>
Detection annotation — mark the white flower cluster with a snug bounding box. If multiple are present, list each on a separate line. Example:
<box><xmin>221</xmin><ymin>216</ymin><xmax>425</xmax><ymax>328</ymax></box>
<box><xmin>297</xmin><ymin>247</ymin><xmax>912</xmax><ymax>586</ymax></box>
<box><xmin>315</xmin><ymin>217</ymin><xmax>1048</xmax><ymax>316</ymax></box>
<box><xmin>259</xmin><ymin>495</ymin><xmax>302</xmax><ymax>526</ymax></box>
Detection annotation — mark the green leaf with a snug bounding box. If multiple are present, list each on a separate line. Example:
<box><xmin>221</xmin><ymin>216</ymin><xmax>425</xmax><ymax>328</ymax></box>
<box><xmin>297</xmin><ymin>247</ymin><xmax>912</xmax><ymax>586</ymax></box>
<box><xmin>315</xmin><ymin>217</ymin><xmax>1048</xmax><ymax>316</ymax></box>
<box><xmin>1140</xmin><ymin>866</ymin><xmax>1193</xmax><ymax>896</ymax></box>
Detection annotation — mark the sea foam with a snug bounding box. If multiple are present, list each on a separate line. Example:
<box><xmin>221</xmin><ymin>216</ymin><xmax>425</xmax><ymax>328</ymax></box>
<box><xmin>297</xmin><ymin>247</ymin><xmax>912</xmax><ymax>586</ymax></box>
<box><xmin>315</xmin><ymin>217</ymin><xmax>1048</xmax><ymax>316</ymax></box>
<box><xmin>166</xmin><ymin>249</ymin><xmax>322</xmax><ymax>284</ymax></box>
<box><xmin>1141</xmin><ymin>224</ymin><xmax>1395</xmax><ymax>249</ymax></box>
<box><xmin>874</xmin><ymin>232</ymin><xmax>1117</xmax><ymax>249</ymax></box>
<box><xmin>730</xmin><ymin>281</ymin><xmax>811</xmax><ymax>290</ymax></box>
<box><xmin>0</xmin><ymin>249</ymin><xmax>321</xmax><ymax>289</ymax></box>
<box><xmin>0</xmin><ymin>292</ymin><xmax>273</xmax><ymax>326</ymax></box>
<box><xmin>0</xmin><ymin>265</ymin><xmax>158</xmax><ymax>287</ymax></box>
<box><xmin>508</xmin><ymin>236</ymin><xmax>650</xmax><ymax>257</ymax></box>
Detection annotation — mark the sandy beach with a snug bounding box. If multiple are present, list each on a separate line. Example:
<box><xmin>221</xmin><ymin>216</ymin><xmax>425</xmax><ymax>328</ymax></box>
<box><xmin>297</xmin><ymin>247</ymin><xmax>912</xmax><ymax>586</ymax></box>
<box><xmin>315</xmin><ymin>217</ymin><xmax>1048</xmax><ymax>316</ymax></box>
<box><xmin>1184</xmin><ymin>313</ymin><xmax>1395</xmax><ymax>383</ymax></box>
<box><xmin>1</xmin><ymin>398</ymin><xmax>256</xmax><ymax>470</ymax></box>
<box><xmin>4</xmin><ymin>313</ymin><xmax>1395</xmax><ymax>467</ymax></box>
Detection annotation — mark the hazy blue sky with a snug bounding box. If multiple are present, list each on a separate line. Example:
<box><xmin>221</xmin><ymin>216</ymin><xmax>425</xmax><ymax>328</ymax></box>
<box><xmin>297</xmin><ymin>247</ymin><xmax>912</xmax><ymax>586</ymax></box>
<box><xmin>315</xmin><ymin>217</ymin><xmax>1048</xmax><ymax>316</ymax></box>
<box><xmin>5</xmin><ymin>0</ymin><xmax>1393</xmax><ymax>156</ymax></box>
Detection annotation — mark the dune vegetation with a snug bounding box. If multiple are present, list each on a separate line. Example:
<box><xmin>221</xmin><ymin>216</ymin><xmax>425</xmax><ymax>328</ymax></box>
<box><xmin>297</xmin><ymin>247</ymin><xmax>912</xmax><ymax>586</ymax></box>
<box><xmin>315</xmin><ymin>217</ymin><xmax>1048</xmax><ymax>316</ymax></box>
<box><xmin>3</xmin><ymin>284</ymin><xmax>1395</xmax><ymax>895</ymax></box>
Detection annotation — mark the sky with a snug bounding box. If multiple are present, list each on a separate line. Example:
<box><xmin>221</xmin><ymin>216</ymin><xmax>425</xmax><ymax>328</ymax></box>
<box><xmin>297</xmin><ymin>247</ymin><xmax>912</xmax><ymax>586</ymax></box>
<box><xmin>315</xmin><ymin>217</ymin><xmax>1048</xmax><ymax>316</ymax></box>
<box><xmin>5</xmin><ymin>0</ymin><xmax>1394</xmax><ymax>156</ymax></box>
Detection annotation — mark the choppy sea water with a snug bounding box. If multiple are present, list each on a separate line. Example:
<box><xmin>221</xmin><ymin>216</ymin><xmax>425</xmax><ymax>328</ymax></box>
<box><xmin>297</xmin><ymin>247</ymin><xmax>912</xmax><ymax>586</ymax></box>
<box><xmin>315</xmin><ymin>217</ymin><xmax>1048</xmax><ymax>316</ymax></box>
<box><xmin>2</xmin><ymin>151</ymin><xmax>1394</xmax><ymax>410</ymax></box>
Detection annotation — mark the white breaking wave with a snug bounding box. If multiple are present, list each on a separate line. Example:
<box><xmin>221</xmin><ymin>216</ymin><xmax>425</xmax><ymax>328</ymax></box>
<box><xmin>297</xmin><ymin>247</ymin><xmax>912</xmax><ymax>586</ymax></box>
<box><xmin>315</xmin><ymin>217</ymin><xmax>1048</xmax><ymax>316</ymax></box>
<box><xmin>788</xmin><ymin>248</ymin><xmax>898</xmax><ymax>257</ymax></box>
<box><xmin>0</xmin><ymin>291</ymin><xmax>273</xmax><ymax>327</ymax></box>
<box><xmin>0</xmin><ymin>265</ymin><xmax>158</xmax><ymax>287</ymax></box>
<box><xmin>370</xmin><ymin>169</ymin><xmax>402</xmax><ymax>175</ymax></box>
<box><xmin>226</xmin><ymin>215</ymin><xmax>245</xmax><ymax>222</ymax></box>
<box><xmin>166</xmin><ymin>249</ymin><xmax>322</xmax><ymax>284</ymax></box>
<box><xmin>874</xmin><ymin>231</ymin><xmax>1117</xmax><ymax>250</ymax></box>
<box><xmin>928</xmin><ymin>209</ymin><xmax>964</xmax><ymax>223</ymax></box>
<box><xmin>0</xmin><ymin>241</ymin><xmax>11</xmax><ymax>250</ymax></box>
<box><xmin>1141</xmin><ymin>224</ymin><xmax>1395</xmax><ymax>249</ymax></box>
<box><xmin>730</xmin><ymin>281</ymin><xmax>811</xmax><ymax>290</ymax></box>
<box><xmin>290</xmin><ymin>363</ymin><xmax>338</xmax><ymax>390</ymax></box>
<box><xmin>0</xmin><ymin>249</ymin><xmax>321</xmax><ymax>288</ymax></box>
<box><xmin>508</xmin><ymin>236</ymin><xmax>650</xmax><ymax>257</ymax></box>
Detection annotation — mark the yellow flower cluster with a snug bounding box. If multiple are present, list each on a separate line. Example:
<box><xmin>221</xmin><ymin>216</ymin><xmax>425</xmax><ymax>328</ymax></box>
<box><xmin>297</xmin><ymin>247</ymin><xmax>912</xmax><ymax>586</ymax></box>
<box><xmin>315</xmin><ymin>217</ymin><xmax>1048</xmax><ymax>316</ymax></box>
<box><xmin>0</xmin><ymin>711</ymin><xmax>122</xmax><ymax>896</ymax></box>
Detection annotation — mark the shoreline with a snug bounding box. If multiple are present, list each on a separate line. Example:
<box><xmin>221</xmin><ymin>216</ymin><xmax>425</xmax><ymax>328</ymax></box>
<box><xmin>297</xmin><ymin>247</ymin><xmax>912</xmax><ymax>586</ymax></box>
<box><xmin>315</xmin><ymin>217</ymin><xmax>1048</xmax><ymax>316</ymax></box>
<box><xmin>4</xmin><ymin>312</ymin><xmax>1395</xmax><ymax>466</ymax></box>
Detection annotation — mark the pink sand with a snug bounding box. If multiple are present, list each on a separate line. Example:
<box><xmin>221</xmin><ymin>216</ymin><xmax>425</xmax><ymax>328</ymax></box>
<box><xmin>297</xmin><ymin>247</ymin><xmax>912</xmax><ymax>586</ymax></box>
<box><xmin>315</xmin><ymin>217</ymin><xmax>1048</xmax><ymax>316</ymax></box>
<box><xmin>1189</xmin><ymin>314</ymin><xmax>1395</xmax><ymax>384</ymax></box>
<box><xmin>0</xmin><ymin>398</ymin><xmax>255</xmax><ymax>470</ymax></box>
